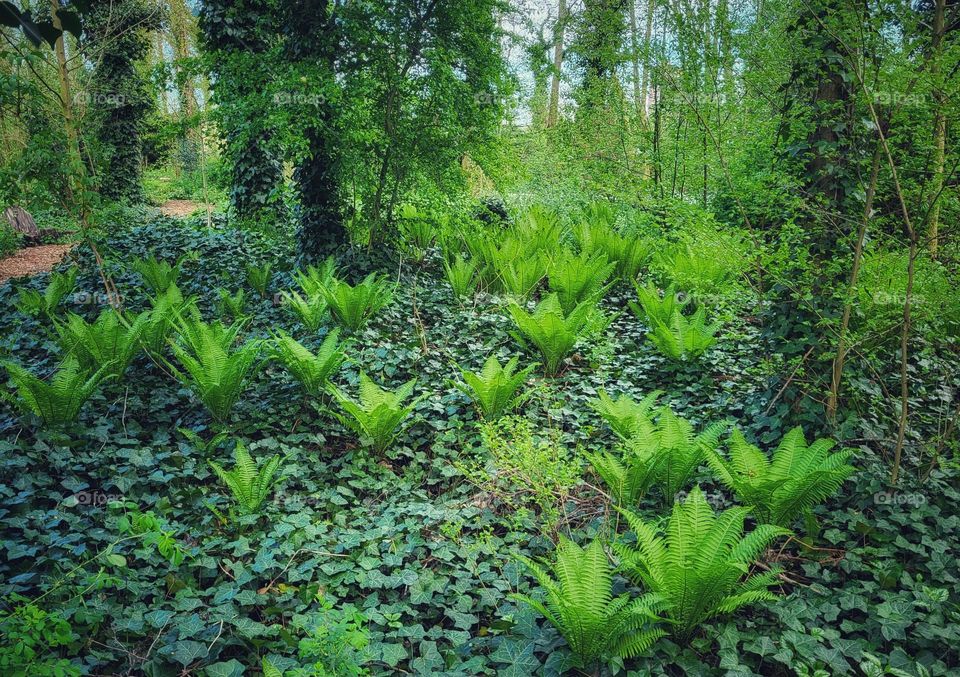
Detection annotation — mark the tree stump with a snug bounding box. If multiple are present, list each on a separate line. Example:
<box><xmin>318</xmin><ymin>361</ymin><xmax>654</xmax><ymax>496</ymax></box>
<box><xmin>3</xmin><ymin>206</ymin><xmax>40</xmax><ymax>240</ymax></box>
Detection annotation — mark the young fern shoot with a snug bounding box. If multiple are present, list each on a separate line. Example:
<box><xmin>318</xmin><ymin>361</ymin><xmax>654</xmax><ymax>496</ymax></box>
<box><xmin>1</xmin><ymin>357</ymin><xmax>113</xmax><ymax>427</ymax></box>
<box><xmin>508</xmin><ymin>294</ymin><xmax>595</xmax><ymax>376</ymax></box>
<box><xmin>454</xmin><ymin>355</ymin><xmax>536</xmax><ymax>419</ymax></box>
<box><xmin>271</xmin><ymin>329</ymin><xmax>346</xmax><ymax>397</ymax></box>
<box><xmin>208</xmin><ymin>442</ymin><xmax>283</xmax><ymax>514</ymax></box>
<box><xmin>328</xmin><ymin>373</ymin><xmax>425</xmax><ymax>454</ymax></box>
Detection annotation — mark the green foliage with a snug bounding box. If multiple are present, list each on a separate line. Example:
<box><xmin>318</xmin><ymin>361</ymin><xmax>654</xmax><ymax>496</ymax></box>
<box><xmin>585</xmin><ymin>441</ymin><xmax>665</xmax><ymax>509</ymax></box>
<box><xmin>455</xmin><ymin>355</ymin><xmax>536</xmax><ymax>420</ymax></box>
<box><xmin>245</xmin><ymin>262</ymin><xmax>273</xmax><ymax>297</ymax></box>
<box><xmin>282</xmin><ymin>289</ymin><xmax>328</xmax><ymax>332</ymax></box>
<box><xmin>271</xmin><ymin>329</ymin><xmax>346</xmax><ymax>397</ymax></box>
<box><xmin>292</xmin><ymin>596</ymin><xmax>373</xmax><ymax>676</ymax></box>
<box><xmin>512</xmin><ymin>538</ymin><xmax>665</xmax><ymax>667</ymax></box>
<box><xmin>328</xmin><ymin>373</ymin><xmax>423</xmax><ymax>454</ymax></box>
<box><xmin>616</xmin><ymin>486</ymin><xmax>790</xmax><ymax>641</ymax></box>
<box><xmin>294</xmin><ymin>257</ymin><xmax>338</xmax><ymax>297</ymax></box>
<box><xmin>639</xmin><ymin>406</ymin><xmax>726</xmax><ymax>501</ymax></box>
<box><xmin>706</xmin><ymin>427</ymin><xmax>856</xmax><ymax>529</ymax></box>
<box><xmin>141</xmin><ymin>283</ymin><xmax>193</xmax><ymax>355</ymax></box>
<box><xmin>216</xmin><ymin>288</ymin><xmax>247</xmax><ymax>320</ymax></box>
<box><xmin>508</xmin><ymin>294</ymin><xmax>595</xmax><ymax>376</ymax></box>
<box><xmin>630</xmin><ymin>282</ymin><xmax>690</xmax><ymax>328</ymax></box>
<box><xmin>442</xmin><ymin>254</ymin><xmax>478</xmax><ymax>301</ymax></box>
<box><xmin>654</xmin><ymin>243</ymin><xmax>737</xmax><ymax>295</ymax></box>
<box><xmin>576</xmin><ymin>220</ymin><xmax>651</xmax><ymax>283</ymax></box>
<box><xmin>322</xmin><ymin>274</ymin><xmax>393</xmax><ymax>332</ymax></box>
<box><xmin>547</xmin><ymin>250</ymin><xmax>616</xmax><ymax>314</ymax></box>
<box><xmin>55</xmin><ymin>308</ymin><xmax>148</xmax><ymax>380</ymax></box>
<box><xmin>208</xmin><ymin>441</ymin><xmax>283</xmax><ymax>514</ymax></box>
<box><xmin>646</xmin><ymin>306</ymin><xmax>721</xmax><ymax>361</ymax></box>
<box><xmin>168</xmin><ymin>311</ymin><xmax>262</xmax><ymax>423</ymax></box>
<box><xmin>0</xmin><ymin>599</ymin><xmax>80</xmax><ymax>677</ymax></box>
<box><xmin>592</xmin><ymin>389</ymin><xmax>663</xmax><ymax>440</ymax></box>
<box><xmin>132</xmin><ymin>255</ymin><xmax>184</xmax><ymax>294</ymax></box>
<box><xmin>1</xmin><ymin>357</ymin><xmax>111</xmax><ymax>427</ymax></box>
<box><xmin>0</xmin><ymin>225</ymin><xmax>23</xmax><ymax>259</ymax></box>
<box><xmin>398</xmin><ymin>203</ymin><xmax>438</xmax><ymax>260</ymax></box>
<box><xmin>16</xmin><ymin>268</ymin><xmax>78</xmax><ymax>317</ymax></box>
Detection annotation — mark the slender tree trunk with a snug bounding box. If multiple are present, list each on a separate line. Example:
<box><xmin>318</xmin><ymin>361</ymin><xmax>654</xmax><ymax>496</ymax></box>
<box><xmin>546</xmin><ymin>0</ymin><xmax>565</xmax><ymax>127</ymax></box>
<box><xmin>49</xmin><ymin>0</ymin><xmax>82</xmax><ymax>215</ymax></box>
<box><xmin>926</xmin><ymin>0</ymin><xmax>946</xmax><ymax>257</ymax></box>
<box><xmin>827</xmin><ymin>143</ymin><xmax>881</xmax><ymax>422</ymax></box>
<box><xmin>639</xmin><ymin>0</ymin><xmax>655</xmax><ymax>125</ymax></box>
<box><xmin>630</xmin><ymin>0</ymin><xmax>641</xmax><ymax>117</ymax></box>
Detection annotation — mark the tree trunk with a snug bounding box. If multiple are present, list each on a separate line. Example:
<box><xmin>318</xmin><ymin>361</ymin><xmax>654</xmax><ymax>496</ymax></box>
<box><xmin>546</xmin><ymin>0</ymin><xmax>565</xmax><ymax>127</ymax></box>
<box><xmin>926</xmin><ymin>0</ymin><xmax>946</xmax><ymax>258</ymax></box>
<box><xmin>630</xmin><ymin>0</ymin><xmax>641</xmax><ymax>117</ymax></box>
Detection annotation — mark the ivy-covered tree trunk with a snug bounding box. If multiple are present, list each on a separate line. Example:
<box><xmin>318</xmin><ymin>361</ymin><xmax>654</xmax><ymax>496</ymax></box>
<box><xmin>284</xmin><ymin>0</ymin><xmax>347</xmax><ymax>260</ymax></box>
<box><xmin>84</xmin><ymin>0</ymin><xmax>159</xmax><ymax>203</ymax></box>
<box><xmin>200</xmin><ymin>0</ymin><xmax>283</xmax><ymax>222</ymax></box>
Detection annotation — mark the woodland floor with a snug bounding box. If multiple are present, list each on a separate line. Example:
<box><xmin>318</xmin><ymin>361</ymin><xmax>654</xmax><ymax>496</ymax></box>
<box><xmin>0</xmin><ymin>243</ymin><xmax>75</xmax><ymax>283</ymax></box>
<box><xmin>158</xmin><ymin>199</ymin><xmax>205</xmax><ymax>218</ymax></box>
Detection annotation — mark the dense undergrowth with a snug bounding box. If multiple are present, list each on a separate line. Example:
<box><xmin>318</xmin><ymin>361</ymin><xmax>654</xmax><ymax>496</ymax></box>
<box><xmin>0</xmin><ymin>212</ymin><xmax>958</xmax><ymax>676</ymax></box>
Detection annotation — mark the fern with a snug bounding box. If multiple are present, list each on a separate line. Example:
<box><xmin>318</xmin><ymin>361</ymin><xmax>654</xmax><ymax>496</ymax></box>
<box><xmin>629</xmin><ymin>282</ymin><xmax>690</xmax><ymax>328</ymax></box>
<box><xmin>576</xmin><ymin>221</ymin><xmax>651</xmax><ymax>283</ymax></box>
<box><xmin>647</xmin><ymin>306</ymin><xmax>721</xmax><ymax>361</ymax></box>
<box><xmin>585</xmin><ymin>440</ymin><xmax>665</xmax><ymax>508</ymax></box>
<box><xmin>497</xmin><ymin>251</ymin><xmax>547</xmax><ymax>301</ymax></box>
<box><xmin>141</xmin><ymin>284</ymin><xmax>193</xmax><ymax>355</ymax></box>
<box><xmin>208</xmin><ymin>441</ymin><xmax>282</xmax><ymax>513</ymax></box>
<box><xmin>216</xmin><ymin>288</ymin><xmax>247</xmax><ymax>320</ymax></box>
<box><xmin>328</xmin><ymin>373</ymin><xmax>424</xmax><ymax>454</ymax></box>
<box><xmin>616</xmin><ymin>486</ymin><xmax>790</xmax><ymax>641</ymax></box>
<box><xmin>592</xmin><ymin>389</ymin><xmax>663</xmax><ymax>440</ymax></box>
<box><xmin>55</xmin><ymin>308</ymin><xmax>149</xmax><ymax>380</ymax></box>
<box><xmin>282</xmin><ymin>289</ymin><xmax>328</xmax><ymax>332</ymax></box>
<box><xmin>512</xmin><ymin>538</ymin><xmax>665</xmax><ymax>667</ymax></box>
<box><xmin>455</xmin><ymin>355</ymin><xmax>536</xmax><ymax>419</ymax></box>
<box><xmin>169</xmin><ymin>311</ymin><xmax>262</xmax><ymax>423</ymax></box>
<box><xmin>271</xmin><ymin>329</ymin><xmax>346</xmax><ymax>396</ymax></box>
<box><xmin>294</xmin><ymin>257</ymin><xmax>337</xmax><ymax>297</ymax></box>
<box><xmin>548</xmin><ymin>250</ymin><xmax>616</xmax><ymax>314</ymax></box>
<box><xmin>132</xmin><ymin>255</ymin><xmax>185</xmax><ymax>294</ymax></box>
<box><xmin>655</xmin><ymin>243</ymin><xmax>736</xmax><ymax>295</ymax></box>
<box><xmin>442</xmin><ymin>254</ymin><xmax>478</xmax><ymax>300</ymax></box>
<box><xmin>322</xmin><ymin>273</ymin><xmax>393</xmax><ymax>332</ymax></box>
<box><xmin>245</xmin><ymin>262</ymin><xmax>273</xmax><ymax>297</ymax></box>
<box><xmin>1</xmin><ymin>357</ymin><xmax>112</xmax><ymax>426</ymax></box>
<box><xmin>508</xmin><ymin>294</ymin><xmax>595</xmax><ymax>376</ymax></box>
<box><xmin>16</xmin><ymin>267</ymin><xmax>78</xmax><ymax>317</ymax></box>
<box><xmin>706</xmin><ymin>427</ymin><xmax>855</xmax><ymax>530</ymax></box>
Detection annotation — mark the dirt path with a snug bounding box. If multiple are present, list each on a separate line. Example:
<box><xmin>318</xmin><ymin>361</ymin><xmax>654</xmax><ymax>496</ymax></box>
<box><xmin>0</xmin><ymin>243</ymin><xmax>76</xmax><ymax>284</ymax></box>
<box><xmin>159</xmin><ymin>200</ymin><xmax>204</xmax><ymax>218</ymax></box>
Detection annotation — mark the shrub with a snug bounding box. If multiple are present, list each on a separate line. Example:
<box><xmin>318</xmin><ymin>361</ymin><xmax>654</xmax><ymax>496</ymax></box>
<box><xmin>271</xmin><ymin>329</ymin><xmax>345</xmax><ymax>397</ymax></box>
<box><xmin>706</xmin><ymin>427</ymin><xmax>855</xmax><ymax>530</ymax></box>
<box><xmin>616</xmin><ymin>486</ymin><xmax>789</xmax><ymax>642</ymax></box>
<box><xmin>1</xmin><ymin>357</ymin><xmax>112</xmax><ymax>427</ymax></box>
<box><xmin>512</xmin><ymin>538</ymin><xmax>665</xmax><ymax>667</ymax></box>
<box><xmin>454</xmin><ymin>354</ymin><xmax>536</xmax><ymax>419</ymax></box>
<box><xmin>328</xmin><ymin>373</ymin><xmax>423</xmax><ymax>454</ymax></box>
<box><xmin>322</xmin><ymin>273</ymin><xmax>393</xmax><ymax>332</ymax></box>
<box><xmin>508</xmin><ymin>294</ymin><xmax>595</xmax><ymax>376</ymax></box>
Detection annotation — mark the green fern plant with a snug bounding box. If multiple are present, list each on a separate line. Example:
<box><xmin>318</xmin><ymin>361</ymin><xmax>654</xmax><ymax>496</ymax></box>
<box><xmin>512</xmin><ymin>537</ymin><xmax>665</xmax><ymax>667</ymax></box>
<box><xmin>16</xmin><ymin>267</ymin><xmax>78</xmax><ymax>317</ymax></box>
<box><xmin>141</xmin><ymin>284</ymin><xmax>193</xmax><ymax>356</ymax></box>
<box><xmin>1</xmin><ymin>357</ymin><xmax>112</xmax><ymax>426</ymax></box>
<box><xmin>208</xmin><ymin>441</ymin><xmax>282</xmax><ymax>513</ymax></box>
<box><xmin>508</xmin><ymin>294</ymin><xmax>594</xmax><ymax>376</ymax></box>
<box><xmin>576</xmin><ymin>222</ymin><xmax>651</xmax><ymax>283</ymax></box>
<box><xmin>585</xmin><ymin>441</ymin><xmax>665</xmax><ymax>508</ymax></box>
<box><xmin>245</xmin><ymin>262</ymin><xmax>273</xmax><ymax>297</ymax></box>
<box><xmin>282</xmin><ymin>289</ymin><xmax>328</xmax><ymax>332</ymax></box>
<box><xmin>497</xmin><ymin>253</ymin><xmax>547</xmax><ymax>301</ymax></box>
<box><xmin>629</xmin><ymin>282</ymin><xmax>690</xmax><ymax>328</ymax></box>
<box><xmin>638</xmin><ymin>406</ymin><xmax>726</xmax><ymax>501</ymax></box>
<box><xmin>169</xmin><ymin>312</ymin><xmax>262</xmax><ymax>423</ymax></box>
<box><xmin>655</xmin><ymin>243</ymin><xmax>736</xmax><ymax>295</ymax></box>
<box><xmin>216</xmin><ymin>288</ymin><xmax>247</xmax><ymax>320</ymax></box>
<box><xmin>615</xmin><ymin>485</ymin><xmax>790</xmax><ymax>642</ymax></box>
<box><xmin>454</xmin><ymin>355</ymin><xmax>536</xmax><ymax>420</ymax></box>
<box><xmin>442</xmin><ymin>254</ymin><xmax>478</xmax><ymax>300</ymax></box>
<box><xmin>548</xmin><ymin>250</ymin><xmax>616</xmax><ymax>314</ymax></box>
<box><xmin>132</xmin><ymin>255</ymin><xmax>185</xmax><ymax>294</ymax></box>
<box><xmin>706</xmin><ymin>427</ymin><xmax>855</xmax><ymax>530</ymax></box>
<box><xmin>294</xmin><ymin>257</ymin><xmax>337</xmax><ymax>296</ymax></box>
<box><xmin>55</xmin><ymin>308</ymin><xmax>149</xmax><ymax>380</ymax></box>
<box><xmin>328</xmin><ymin>373</ymin><xmax>424</xmax><ymax>454</ymax></box>
<box><xmin>322</xmin><ymin>274</ymin><xmax>393</xmax><ymax>332</ymax></box>
<box><xmin>592</xmin><ymin>389</ymin><xmax>663</xmax><ymax>440</ymax></box>
<box><xmin>271</xmin><ymin>329</ymin><xmax>346</xmax><ymax>397</ymax></box>
<box><xmin>647</xmin><ymin>306</ymin><xmax>721</xmax><ymax>361</ymax></box>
